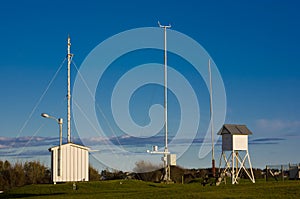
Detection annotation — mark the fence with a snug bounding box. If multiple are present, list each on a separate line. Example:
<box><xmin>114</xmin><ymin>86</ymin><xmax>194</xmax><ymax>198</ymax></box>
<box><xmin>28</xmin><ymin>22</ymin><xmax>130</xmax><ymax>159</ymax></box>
<box><xmin>265</xmin><ymin>163</ymin><xmax>300</xmax><ymax>181</ymax></box>
<box><xmin>265</xmin><ymin>164</ymin><xmax>288</xmax><ymax>181</ymax></box>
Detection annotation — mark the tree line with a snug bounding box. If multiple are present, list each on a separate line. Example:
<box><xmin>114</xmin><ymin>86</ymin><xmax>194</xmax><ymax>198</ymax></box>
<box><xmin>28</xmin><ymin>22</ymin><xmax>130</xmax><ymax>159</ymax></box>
<box><xmin>1</xmin><ymin>159</ymin><xmax>265</xmax><ymax>190</ymax></box>
<box><xmin>0</xmin><ymin>160</ymin><xmax>50</xmax><ymax>191</ymax></box>
<box><xmin>0</xmin><ymin>160</ymin><xmax>101</xmax><ymax>191</ymax></box>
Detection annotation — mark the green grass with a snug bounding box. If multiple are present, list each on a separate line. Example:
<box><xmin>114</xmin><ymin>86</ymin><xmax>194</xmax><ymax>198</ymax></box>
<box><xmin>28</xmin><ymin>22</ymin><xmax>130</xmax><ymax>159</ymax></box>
<box><xmin>2</xmin><ymin>179</ymin><xmax>300</xmax><ymax>199</ymax></box>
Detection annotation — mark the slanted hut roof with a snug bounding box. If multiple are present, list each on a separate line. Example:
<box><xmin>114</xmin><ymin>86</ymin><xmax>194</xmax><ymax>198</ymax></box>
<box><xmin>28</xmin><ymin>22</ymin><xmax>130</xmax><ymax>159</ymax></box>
<box><xmin>217</xmin><ymin>124</ymin><xmax>253</xmax><ymax>135</ymax></box>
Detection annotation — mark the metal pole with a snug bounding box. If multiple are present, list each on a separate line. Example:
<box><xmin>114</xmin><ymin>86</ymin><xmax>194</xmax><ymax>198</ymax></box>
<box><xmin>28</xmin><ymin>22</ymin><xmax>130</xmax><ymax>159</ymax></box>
<box><xmin>41</xmin><ymin>113</ymin><xmax>63</xmax><ymax>177</ymax></box>
<box><xmin>163</xmin><ymin>25</ymin><xmax>168</xmax><ymax>181</ymax></box>
<box><xmin>67</xmin><ymin>36</ymin><xmax>72</xmax><ymax>143</ymax></box>
<box><xmin>208</xmin><ymin>59</ymin><xmax>215</xmax><ymax>177</ymax></box>
<box><xmin>58</xmin><ymin>118</ymin><xmax>63</xmax><ymax>146</ymax></box>
<box><xmin>159</xmin><ymin>21</ymin><xmax>171</xmax><ymax>182</ymax></box>
<box><xmin>281</xmin><ymin>165</ymin><xmax>284</xmax><ymax>181</ymax></box>
<box><xmin>164</xmin><ymin>26</ymin><xmax>168</xmax><ymax>151</ymax></box>
<box><xmin>58</xmin><ymin>118</ymin><xmax>63</xmax><ymax>177</ymax></box>
<box><xmin>266</xmin><ymin>165</ymin><xmax>268</xmax><ymax>181</ymax></box>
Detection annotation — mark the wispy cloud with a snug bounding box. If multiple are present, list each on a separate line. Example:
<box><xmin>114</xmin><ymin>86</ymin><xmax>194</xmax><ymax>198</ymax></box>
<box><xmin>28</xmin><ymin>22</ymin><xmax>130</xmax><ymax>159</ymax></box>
<box><xmin>79</xmin><ymin>135</ymin><xmax>199</xmax><ymax>146</ymax></box>
<box><xmin>0</xmin><ymin>136</ymin><xmax>59</xmax><ymax>159</ymax></box>
<box><xmin>0</xmin><ymin>135</ymin><xmax>203</xmax><ymax>152</ymax></box>
<box><xmin>0</xmin><ymin>136</ymin><xmax>58</xmax><ymax>149</ymax></box>
<box><xmin>0</xmin><ymin>135</ymin><xmax>240</xmax><ymax>160</ymax></box>
<box><xmin>255</xmin><ymin>119</ymin><xmax>300</xmax><ymax>136</ymax></box>
<box><xmin>249</xmin><ymin>137</ymin><xmax>286</xmax><ymax>145</ymax></box>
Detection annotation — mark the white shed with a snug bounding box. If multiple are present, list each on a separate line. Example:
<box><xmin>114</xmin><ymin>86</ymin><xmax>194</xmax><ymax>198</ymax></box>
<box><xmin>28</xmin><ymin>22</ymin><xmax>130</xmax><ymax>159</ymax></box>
<box><xmin>49</xmin><ymin>143</ymin><xmax>89</xmax><ymax>184</ymax></box>
<box><xmin>218</xmin><ymin>124</ymin><xmax>252</xmax><ymax>151</ymax></box>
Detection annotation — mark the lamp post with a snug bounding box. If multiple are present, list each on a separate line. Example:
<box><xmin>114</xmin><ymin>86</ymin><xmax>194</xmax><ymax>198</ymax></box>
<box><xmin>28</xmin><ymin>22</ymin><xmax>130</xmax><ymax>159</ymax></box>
<box><xmin>41</xmin><ymin>113</ymin><xmax>63</xmax><ymax>146</ymax></box>
<box><xmin>41</xmin><ymin>113</ymin><xmax>63</xmax><ymax>176</ymax></box>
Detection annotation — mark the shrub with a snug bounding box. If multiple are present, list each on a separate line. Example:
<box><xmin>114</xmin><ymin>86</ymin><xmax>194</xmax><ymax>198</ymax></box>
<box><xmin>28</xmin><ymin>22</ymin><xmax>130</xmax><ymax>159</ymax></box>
<box><xmin>89</xmin><ymin>165</ymin><xmax>101</xmax><ymax>181</ymax></box>
<box><xmin>0</xmin><ymin>160</ymin><xmax>50</xmax><ymax>190</ymax></box>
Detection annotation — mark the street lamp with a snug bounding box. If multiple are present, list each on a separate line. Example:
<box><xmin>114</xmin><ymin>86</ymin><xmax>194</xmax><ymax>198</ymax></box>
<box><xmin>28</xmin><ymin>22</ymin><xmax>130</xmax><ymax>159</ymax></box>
<box><xmin>41</xmin><ymin>113</ymin><xmax>63</xmax><ymax>147</ymax></box>
<box><xmin>41</xmin><ymin>113</ymin><xmax>63</xmax><ymax>176</ymax></box>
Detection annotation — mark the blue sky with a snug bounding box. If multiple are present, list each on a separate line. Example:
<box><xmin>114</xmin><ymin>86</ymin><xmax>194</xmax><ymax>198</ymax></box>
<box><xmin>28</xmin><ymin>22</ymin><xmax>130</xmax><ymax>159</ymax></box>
<box><xmin>0</xmin><ymin>0</ymin><xmax>299</xmax><ymax>171</ymax></box>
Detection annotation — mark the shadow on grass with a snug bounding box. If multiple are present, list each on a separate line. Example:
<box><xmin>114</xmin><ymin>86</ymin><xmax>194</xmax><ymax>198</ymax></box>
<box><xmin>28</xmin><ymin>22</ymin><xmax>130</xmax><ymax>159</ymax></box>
<box><xmin>148</xmin><ymin>184</ymin><xmax>167</xmax><ymax>188</ymax></box>
<box><xmin>1</xmin><ymin>192</ymin><xmax>65</xmax><ymax>198</ymax></box>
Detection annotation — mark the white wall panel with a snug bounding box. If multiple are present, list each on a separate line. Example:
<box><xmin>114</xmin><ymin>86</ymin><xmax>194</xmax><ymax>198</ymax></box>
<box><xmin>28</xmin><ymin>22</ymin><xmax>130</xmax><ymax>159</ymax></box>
<box><xmin>50</xmin><ymin>143</ymin><xmax>89</xmax><ymax>184</ymax></box>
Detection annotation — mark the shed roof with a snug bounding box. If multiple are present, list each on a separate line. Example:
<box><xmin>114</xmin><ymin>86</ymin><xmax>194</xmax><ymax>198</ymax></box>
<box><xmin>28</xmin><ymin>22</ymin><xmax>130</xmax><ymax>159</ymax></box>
<box><xmin>48</xmin><ymin>142</ymin><xmax>90</xmax><ymax>152</ymax></box>
<box><xmin>217</xmin><ymin>124</ymin><xmax>253</xmax><ymax>135</ymax></box>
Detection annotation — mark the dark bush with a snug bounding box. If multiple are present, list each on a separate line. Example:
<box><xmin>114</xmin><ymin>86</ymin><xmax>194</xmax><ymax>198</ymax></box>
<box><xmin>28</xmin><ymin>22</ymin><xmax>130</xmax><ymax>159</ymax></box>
<box><xmin>89</xmin><ymin>165</ymin><xmax>101</xmax><ymax>181</ymax></box>
<box><xmin>0</xmin><ymin>160</ymin><xmax>51</xmax><ymax>191</ymax></box>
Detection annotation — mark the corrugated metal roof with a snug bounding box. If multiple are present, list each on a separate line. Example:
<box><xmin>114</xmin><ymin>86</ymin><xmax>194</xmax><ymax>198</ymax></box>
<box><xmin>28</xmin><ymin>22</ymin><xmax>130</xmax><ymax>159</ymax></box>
<box><xmin>217</xmin><ymin>124</ymin><xmax>253</xmax><ymax>135</ymax></box>
<box><xmin>49</xmin><ymin>142</ymin><xmax>90</xmax><ymax>151</ymax></box>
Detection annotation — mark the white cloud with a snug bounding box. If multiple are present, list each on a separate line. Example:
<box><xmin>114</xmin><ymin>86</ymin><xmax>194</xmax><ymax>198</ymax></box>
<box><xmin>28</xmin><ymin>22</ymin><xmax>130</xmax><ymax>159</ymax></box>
<box><xmin>255</xmin><ymin>119</ymin><xmax>300</xmax><ymax>136</ymax></box>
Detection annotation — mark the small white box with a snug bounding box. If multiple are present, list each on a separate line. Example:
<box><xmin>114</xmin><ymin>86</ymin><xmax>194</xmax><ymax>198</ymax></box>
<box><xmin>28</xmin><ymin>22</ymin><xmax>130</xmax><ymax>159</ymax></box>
<box><xmin>167</xmin><ymin>154</ymin><xmax>176</xmax><ymax>166</ymax></box>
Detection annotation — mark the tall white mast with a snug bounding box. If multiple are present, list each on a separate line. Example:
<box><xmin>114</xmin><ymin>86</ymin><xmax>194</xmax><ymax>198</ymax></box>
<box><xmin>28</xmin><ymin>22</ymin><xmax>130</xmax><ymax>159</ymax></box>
<box><xmin>67</xmin><ymin>36</ymin><xmax>72</xmax><ymax>143</ymax></box>
<box><xmin>208</xmin><ymin>59</ymin><xmax>215</xmax><ymax>177</ymax></box>
<box><xmin>158</xmin><ymin>21</ymin><xmax>171</xmax><ymax>181</ymax></box>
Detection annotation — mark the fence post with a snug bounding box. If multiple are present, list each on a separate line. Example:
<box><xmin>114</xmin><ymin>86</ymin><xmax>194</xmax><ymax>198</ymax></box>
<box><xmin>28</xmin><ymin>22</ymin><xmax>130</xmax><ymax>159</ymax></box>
<box><xmin>265</xmin><ymin>166</ymin><xmax>268</xmax><ymax>182</ymax></box>
<box><xmin>281</xmin><ymin>165</ymin><xmax>284</xmax><ymax>181</ymax></box>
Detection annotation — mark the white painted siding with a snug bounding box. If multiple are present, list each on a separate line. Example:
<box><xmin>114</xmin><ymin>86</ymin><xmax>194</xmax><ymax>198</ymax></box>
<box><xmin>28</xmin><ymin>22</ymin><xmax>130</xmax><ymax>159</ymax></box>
<box><xmin>232</xmin><ymin>135</ymin><xmax>248</xmax><ymax>150</ymax></box>
<box><xmin>222</xmin><ymin>134</ymin><xmax>248</xmax><ymax>151</ymax></box>
<box><xmin>49</xmin><ymin>143</ymin><xmax>89</xmax><ymax>184</ymax></box>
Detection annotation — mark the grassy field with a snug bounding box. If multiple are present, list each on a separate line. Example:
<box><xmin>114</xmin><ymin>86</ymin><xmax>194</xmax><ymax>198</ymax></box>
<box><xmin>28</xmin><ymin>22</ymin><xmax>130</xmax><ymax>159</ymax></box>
<box><xmin>1</xmin><ymin>179</ymin><xmax>300</xmax><ymax>199</ymax></box>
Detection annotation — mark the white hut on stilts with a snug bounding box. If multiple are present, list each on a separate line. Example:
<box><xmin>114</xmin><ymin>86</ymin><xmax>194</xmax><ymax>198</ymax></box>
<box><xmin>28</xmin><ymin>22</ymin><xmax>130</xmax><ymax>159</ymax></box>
<box><xmin>217</xmin><ymin>124</ymin><xmax>255</xmax><ymax>185</ymax></box>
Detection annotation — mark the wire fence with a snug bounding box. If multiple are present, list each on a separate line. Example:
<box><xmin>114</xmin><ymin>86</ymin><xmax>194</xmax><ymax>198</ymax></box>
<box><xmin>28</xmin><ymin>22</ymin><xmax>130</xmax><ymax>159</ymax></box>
<box><xmin>265</xmin><ymin>163</ymin><xmax>300</xmax><ymax>181</ymax></box>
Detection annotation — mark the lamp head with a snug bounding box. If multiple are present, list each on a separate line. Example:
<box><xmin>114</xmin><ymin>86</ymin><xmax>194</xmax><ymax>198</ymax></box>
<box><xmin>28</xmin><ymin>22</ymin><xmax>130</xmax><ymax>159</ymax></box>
<box><xmin>41</xmin><ymin>113</ymin><xmax>50</xmax><ymax>118</ymax></box>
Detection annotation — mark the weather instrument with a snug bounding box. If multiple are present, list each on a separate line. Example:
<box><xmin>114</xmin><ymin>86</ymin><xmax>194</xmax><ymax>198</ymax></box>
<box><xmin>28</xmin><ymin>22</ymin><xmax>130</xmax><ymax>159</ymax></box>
<box><xmin>147</xmin><ymin>22</ymin><xmax>175</xmax><ymax>182</ymax></box>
